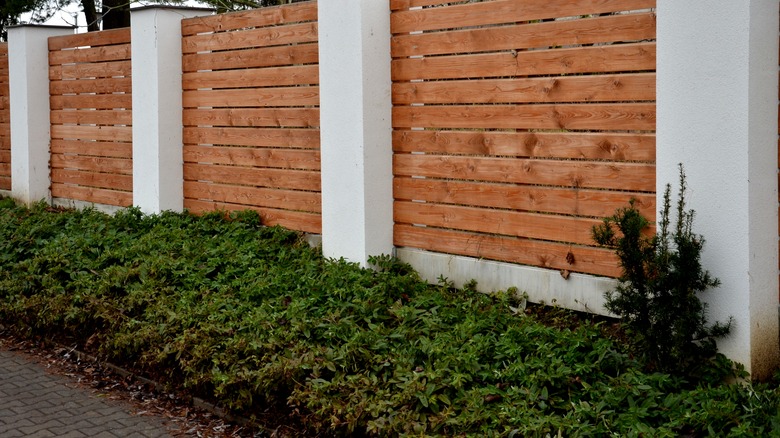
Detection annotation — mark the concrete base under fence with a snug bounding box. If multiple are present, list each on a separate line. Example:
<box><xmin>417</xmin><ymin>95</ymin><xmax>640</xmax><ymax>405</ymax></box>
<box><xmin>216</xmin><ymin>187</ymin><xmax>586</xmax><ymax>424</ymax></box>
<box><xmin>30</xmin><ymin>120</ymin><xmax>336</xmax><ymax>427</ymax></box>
<box><xmin>51</xmin><ymin>198</ymin><xmax>126</xmax><ymax>215</ymax></box>
<box><xmin>396</xmin><ymin>248</ymin><xmax>616</xmax><ymax>317</ymax></box>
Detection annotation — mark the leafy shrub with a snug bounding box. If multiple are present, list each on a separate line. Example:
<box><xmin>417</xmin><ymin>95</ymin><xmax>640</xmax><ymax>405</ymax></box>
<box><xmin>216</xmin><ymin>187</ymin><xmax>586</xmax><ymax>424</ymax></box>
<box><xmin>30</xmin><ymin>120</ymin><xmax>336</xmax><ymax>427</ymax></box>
<box><xmin>592</xmin><ymin>165</ymin><xmax>733</xmax><ymax>380</ymax></box>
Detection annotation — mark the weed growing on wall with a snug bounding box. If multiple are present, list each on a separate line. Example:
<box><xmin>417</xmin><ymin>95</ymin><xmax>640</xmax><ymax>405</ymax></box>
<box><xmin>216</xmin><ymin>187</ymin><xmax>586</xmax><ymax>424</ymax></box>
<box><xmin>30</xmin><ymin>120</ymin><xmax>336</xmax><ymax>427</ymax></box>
<box><xmin>593</xmin><ymin>165</ymin><xmax>734</xmax><ymax>380</ymax></box>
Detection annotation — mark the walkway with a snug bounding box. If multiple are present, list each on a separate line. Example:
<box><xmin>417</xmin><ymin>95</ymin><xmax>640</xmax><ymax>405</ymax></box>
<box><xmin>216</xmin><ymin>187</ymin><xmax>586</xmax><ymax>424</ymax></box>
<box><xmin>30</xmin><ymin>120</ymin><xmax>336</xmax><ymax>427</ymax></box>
<box><xmin>0</xmin><ymin>348</ymin><xmax>173</xmax><ymax>437</ymax></box>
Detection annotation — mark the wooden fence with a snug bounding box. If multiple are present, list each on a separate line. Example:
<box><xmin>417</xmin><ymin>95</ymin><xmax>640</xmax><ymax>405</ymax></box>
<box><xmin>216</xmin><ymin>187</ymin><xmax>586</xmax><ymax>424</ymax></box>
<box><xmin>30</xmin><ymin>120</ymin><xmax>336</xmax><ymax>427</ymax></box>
<box><xmin>0</xmin><ymin>43</ymin><xmax>9</xmax><ymax>191</ymax></box>
<box><xmin>48</xmin><ymin>28</ymin><xmax>133</xmax><ymax>207</ymax></box>
<box><xmin>181</xmin><ymin>2</ymin><xmax>321</xmax><ymax>234</ymax></box>
<box><xmin>390</xmin><ymin>0</ymin><xmax>657</xmax><ymax>278</ymax></box>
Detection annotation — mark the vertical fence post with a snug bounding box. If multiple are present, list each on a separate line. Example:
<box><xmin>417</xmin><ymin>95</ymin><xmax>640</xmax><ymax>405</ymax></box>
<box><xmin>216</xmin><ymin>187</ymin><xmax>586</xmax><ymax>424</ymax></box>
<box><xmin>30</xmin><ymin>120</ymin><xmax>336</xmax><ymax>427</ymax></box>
<box><xmin>318</xmin><ymin>1</ymin><xmax>393</xmax><ymax>266</ymax></box>
<box><xmin>7</xmin><ymin>25</ymin><xmax>73</xmax><ymax>206</ymax></box>
<box><xmin>657</xmin><ymin>0</ymin><xmax>779</xmax><ymax>379</ymax></box>
<box><xmin>131</xmin><ymin>6</ymin><xmax>212</xmax><ymax>214</ymax></box>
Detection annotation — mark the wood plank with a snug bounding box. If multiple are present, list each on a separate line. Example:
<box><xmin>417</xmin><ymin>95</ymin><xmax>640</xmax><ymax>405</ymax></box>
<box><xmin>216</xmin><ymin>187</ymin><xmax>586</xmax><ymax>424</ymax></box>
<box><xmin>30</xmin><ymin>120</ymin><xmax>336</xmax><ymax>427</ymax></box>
<box><xmin>183</xmin><ymin>87</ymin><xmax>318</xmax><ymax>108</ymax></box>
<box><xmin>184</xmin><ymin>180</ymin><xmax>321</xmax><ymax>213</ymax></box>
<box><xmin>183</xmin><ymin>65</ymin><xmax>318</xmax><ymax>89</ymax></box>
<box><xmin>51</xmin><ymin>139</ymin><xmax>133</xmax><ymax>159</ymax></box>
<box><xmin>51</xmin><ymin>183</ymin><xmax>132</xmax><ymax>207</ymax></box>
<box><xmin>51</xmin><ymin>94</ymin><xmax>131</xmax><ymax>110</ymax></box>
<box><xmin>393</xmin><ymin>73</ymin><xmax>655</xmax><ymax>104</ymax></box>
<box><xmin>392</xmin><ymin>103</ymin><xmax>656</xmax><ymax>131</ymax></box>
<box><xmin>51</xmin><ymin>109</ymin><xmax>132</xmax><ymax>126</ymax></box>
<box><xmin>393</xmin><ymin>178</ymin><xmax>656</xmax><ymax>219</ymax></box>
<box><xmin>393</xmin><ymin>155</ymin><xmax>655</xmax><ymax>191</ymax></box>
<box><xmin>51</xmin><ymin>168</ymin><xmax>132</xmax><ymax>191</ymax></box>
<box><xmin>183</xmin><ymin>145</ymin><xmax>319</xmax><ymax>170</ymax></box>
<box><xmin>183</xmin><ymin>126</ymin><xmax>319</xmax><ymax>149</ymax></box>
<box><xmin>51</xmin><ymin>125</ymin><xmax>132</xmax><ymax>142</ymax></box>
<box><xmin>394</xmin><ymin>201</ymin><xmax>602</xmax><ymax>246</ymax></box>
<box><xmin>48</xmin><ymin>28</ymin><xmax>130</xmax><ymax>51</ymax></box>
<box><xmin>182</xmin><ymin>43</ymin><xmax>318</xmax><ymax>72</ymax></box>
<box><xmin>50</xmin><ymin>154</ymin><xmax>132</xmax><ymax>174</ymax></box>
<box><xmin>181</xmin><ymin>2</ymin><xmax>317</xmax><ymax>35</ymax></box>
<box><xmin>50</xmin><ymin>60</ymin><xmax>131</xmax><ymax>80</ymax></box>
<box><xmin>0</xmin><ymin>149</ymin><xmax>8</xmax><ymax>163</ymax></box>
<box><xmin>0</xmin><ymin>176</ymin><xmax>9</xmax><ymax>191</ymax></box>
<box><xmin>391</xmin><ymin>13</ymin><xmax>656</xmax><ymax>58</ymax></box>
<box><xmin>0</xmin><ymin>162</ymin><xmax>9</xmax><ymax>174</ymax></box>
<box><xmin>182</xmin><ymin>108</ymin><xmax>317</xmax><ymax>129</ymax></box>
<box><xmin>50</xmin><ymin>77</ymin><xmax>131</xmax><ymax>95</ymax></box>
<box><xmin>393</xmin><ymin>130</ymin><xmax>655</xmax><ymax>161</ymax></box>
<box><xmin>49</xmin><ymin>43</ymin><xmax>130</xmax><ymax>66</ymax></box>
<box><xmin>394</xmin><ymin>224</ymin><xmax>620</xmax><ymax>277</ymax></box>
<box><xmin>183</xmin><ymin>109</ymin><xmax>322</xmax><ymax>132</ymax></box>
<box><xmin>183</xmin><ymin>22</ymin><xmax>318</xmax><ymax>53</ymax></box>
<box><xmin>184</xmin><ymin>163</ymin><xmax>320</xmax><ymax>191</ymax></box>
<box><xmin>184</xmin><ymin>198</ymin><xmax>321</xmax><ymax>234</ymax></box>
<box><xmin>392</xmin><ymin>0</ymin><xmax>656</xmax><ymax>33</ymax></box>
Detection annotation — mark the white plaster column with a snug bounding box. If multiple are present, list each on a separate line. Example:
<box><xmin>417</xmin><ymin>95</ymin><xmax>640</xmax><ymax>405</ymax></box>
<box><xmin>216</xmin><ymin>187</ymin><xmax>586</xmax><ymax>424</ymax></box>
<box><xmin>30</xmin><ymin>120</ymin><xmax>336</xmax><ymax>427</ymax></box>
<box><xmin>131</xmin><ymin>6</ymin><xmax>212</xmax><ymax>214</ymax></box>
<box><xmin>657</xmin><ymin>1</ymin><xmax>779</xmax><ymax>379</ymax></box>
<box><xmin>318</xmin><ymin>1</ymin><xmax>393</xmax><ymax>265</ymax></box>
<box><xmin>8</xmin><ymin>25</ymin><xmax>73</xmax><ymax>205</ymax></box>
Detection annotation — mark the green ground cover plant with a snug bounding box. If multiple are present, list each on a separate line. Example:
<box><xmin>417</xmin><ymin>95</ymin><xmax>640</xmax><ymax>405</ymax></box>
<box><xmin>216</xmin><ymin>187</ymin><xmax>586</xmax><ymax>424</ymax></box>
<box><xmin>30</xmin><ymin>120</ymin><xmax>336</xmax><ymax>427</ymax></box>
<box><xmin>0</xmin><ymin>198</ymin><xmax>779</xmax><ymax>436</ymax></box>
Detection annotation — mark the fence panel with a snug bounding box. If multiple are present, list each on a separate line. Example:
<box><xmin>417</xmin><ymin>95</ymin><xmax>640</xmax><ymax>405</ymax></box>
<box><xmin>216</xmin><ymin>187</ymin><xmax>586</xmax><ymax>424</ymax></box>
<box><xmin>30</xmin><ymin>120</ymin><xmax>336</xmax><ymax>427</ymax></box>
<box><xmin>181</xmin><ymin>1</ymin><xmax>321</xmax><ymax>234</ymax></box>
<box><xmin>391</xmin><ymin>0</ymin><xmax>657</xmax><ymax>278</ymax></box>
<box><xmin>0</xmin><ymin>43</ymin><xmax>9</xmax><ymax>191</ymax></box>
<box><xmin>48</xmin><ymin>28</ymin><xmax>133</xmax><ymax>207</ymax></box>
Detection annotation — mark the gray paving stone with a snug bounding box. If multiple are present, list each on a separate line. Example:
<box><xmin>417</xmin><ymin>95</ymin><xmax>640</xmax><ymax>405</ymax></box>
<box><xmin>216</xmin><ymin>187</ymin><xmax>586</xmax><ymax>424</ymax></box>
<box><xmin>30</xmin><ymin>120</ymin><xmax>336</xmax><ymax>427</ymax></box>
<box><xmin>0</xmin><ymin>349</ymin><xmax>174</xmax><ymax>437</ymax></box>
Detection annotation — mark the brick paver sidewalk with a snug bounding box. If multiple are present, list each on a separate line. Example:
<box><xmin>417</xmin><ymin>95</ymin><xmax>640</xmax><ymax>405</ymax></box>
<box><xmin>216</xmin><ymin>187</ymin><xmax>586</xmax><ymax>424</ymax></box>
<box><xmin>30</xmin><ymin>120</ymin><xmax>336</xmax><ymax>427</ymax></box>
<box><xmin>0</xmin><ymin>349</ymin><xmax>173</xmax><ymax>437</ymax></box>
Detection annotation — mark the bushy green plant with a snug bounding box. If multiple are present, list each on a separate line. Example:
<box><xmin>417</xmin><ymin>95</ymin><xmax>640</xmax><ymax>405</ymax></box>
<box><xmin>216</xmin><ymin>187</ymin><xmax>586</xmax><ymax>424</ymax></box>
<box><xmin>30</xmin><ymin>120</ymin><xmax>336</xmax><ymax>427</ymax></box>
<box><xmin>592</xmin><ymin>165</ymin><xmax>733</xmax><ymax>379</ymax></box>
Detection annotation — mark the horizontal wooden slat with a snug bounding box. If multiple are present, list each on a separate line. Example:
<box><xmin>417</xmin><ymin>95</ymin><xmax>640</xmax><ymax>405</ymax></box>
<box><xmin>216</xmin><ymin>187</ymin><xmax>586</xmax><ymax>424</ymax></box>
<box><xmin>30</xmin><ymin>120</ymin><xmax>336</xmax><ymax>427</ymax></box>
<box><xmin>393</xmin><ymin>178</ymin><xmax>655</xmax><ymax>218</ymax></box>
<box><xmin>392</xmin><ymin>130</ymin><xmax>655</xmax><ymax>161</ymax></box>
<box><xmin>48</xmin><ymin>28</ymin><xmax>130</xmax><ymax>51</ymax></box>
<box><xmin>184</xmin><ymin>163</ymin><xmax>320</xmax><ymax>191</ymax></box>
<box><xmin>51</xmin><ymin>109</ymin><xmax>132</xmax><ymax>126</ymax></box>
<box><xmin>50</xmin><ymin>77</ymin><xmax>131</xmax><ymax>95</ymax></box>
<box><xmin>51</xmin><ymin>94</ymin><xmax>131</xmax><ymax>110</ymax></box>
<box><xmin>183</xmin><ymin>87</ymin><xmax>318</xmax><ymax>108</ymax></box>
<box><xmin>184</xmin><ymin>181</ymin><xmax>320</xmax><ymax>213</ymax></box>
<box><xmin>392</xmin><ymin>103</ymin><xmax>656</xmax><ymax>131</ymax></box>
<box><xmin>51</xmin><ymin>183</ymin><xmax>132</xmax><ymax>207</ymax></box>
<box><xmin>51</xmin><ymin>125</ymin><xmax>132</xmax><ymax>142</ymax></box>
<box><xmin>392</xmin><ymin>0</ymin><xmax>655</xmax><ymax>33</ymax></box>
<box><xmin>183</xmin><ymin>145</ymin><xmax>319</xmax><ymax>170</ymax></box>
<box><xmin>393</xmin><ymin>73</ymin><xmax>655</xmax><ymax>104</ymax></box>
<box><xmin>51</xmin><ymin>168</ymin><xmax>132</xmax><ymax>191</ymax></box>
<box><xmin>0</xmin><ymin>176</ymin><xmax>9</xmax><ymax>191</ymax></box>
<box><xmin>183</xmin><ymin>43</ymin><xmax>318</xmax><ymax>72</ymax></box>
<box><xmin>399</xmin><ymin>42</ymin><xmax>655</xmax><ymax>81</ymax></box>
<box><xmin>184</xmin><ymin>126</ymin><xmax>319</xmax><ymax>148</ymax></box>
<box><xmin>0</xmin><ymin>150</ymin><xmax>10</xmax><ymax>162</ymax></box>
<box><xmin>394</xmin><ymin>155</ymin><xmax>655</xmax><ymax>191</ymax></box>
<box><xmin>0</xmin><ymin>162</ymin><xmax>9</xmax><ymax>174</ymax></box>
<box><xmin>51</xmin><ymin>139</ymin><xmax>132</xmax><ymax>159</ymax></box>
<box><xmin>181</xmin><ymin>2</ymin><xmax>317</xmax><ymax>35</ymax></box>
<box><xmin>50</xmin><ymin>154</ymin><xmax>132</xmax><ymax>174</ymax></box>
<box><xmin>184</xmin><ymin>109</ymin><xmax>322</xmax><ymax>132</ymax></box>
<box><xmin>395</xmin><ymin>201</ymin><xmax>602</xmax><ymax>246</ymax></box>
<box><xmin>184</xmin><ymin>198</ymin><xmax>321</xmax><ymax>234</ymax></box>
<box><xmin>183</xmin><ymin>65</ymin><xmax>318</xmax><ymax>89</ymax></box>
<box><xmin>391</xmin><ymin>13</ymin><xmax>656</xmax><ymax>58</ymax></box>
<box><xmin>49</xmin><ymin>43</ymin><xmax>130</xmax><ymax>66</ymax></box>
<box><xmin>183</xmin><ymin>22</ymin><xmax>317</xmax><ymax>53</ymax></box>
<box><xmin>394</xmin><ymin>224</ymin><xmax>620</xmax><ymax>277</ymax></box>
<box><xmin>50</xmin><ymin>60</ymin><xmax>131</xmax><ymax>80</ymax></box>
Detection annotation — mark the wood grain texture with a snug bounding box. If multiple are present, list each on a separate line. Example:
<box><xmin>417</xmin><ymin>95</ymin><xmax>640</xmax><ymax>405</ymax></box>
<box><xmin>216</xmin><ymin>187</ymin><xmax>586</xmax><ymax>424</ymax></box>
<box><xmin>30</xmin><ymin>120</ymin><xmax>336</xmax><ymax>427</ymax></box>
<box><xmin>0</xmin><ymin>42</ymin><xmax>8</xmax><ymax>189</ymax></box>
<box><xmin>183</xmin><ymin>43</ymin><xmax>318</xmax><ymax>72</ymax></box>
<box><xmin>50</xmin><ymin>77</ymin><xmax>132</xmax><ymax>95</ymax></box>
<box><xmin>394</xmin><ymin>224</ymin><xmax>620</xmax><ymax>277</ymax></box>
<box><xmin>51</xmin><ymin>94</ymin><xmax>132</xmax><ymax>110</ymax></box>
<box><xmin>51</xmin><ymin>183</ymin><xmax>132</xmax><ymax>207</ymax></box>
<box><xmin>51</xmin><ymin>125</ymin><xmax>132</xmax><ymax>142</ymax></box>
<box><xmin>51</xmin><ymin>109</ymin><xmax>132</xmax><ymax>126</ymax></box>
<box><xmin>183</xmin><ymin>22</ymin><xmax>317</xmax><ymax>53</ymax></box>
<box><xmin>391</xmin><ymin>13</ymin><xmax>656</xmax><ymax>58</ymax></box>
<box><xmin>50</xmin><ymin>60</ymin><xmax>131</xmax><ymax>80</ymax></box>
<box><xmin>51</xmin><ymin>168</ymin><xmax>132</xmax><ymax>191</ymax></box>
<box><xmin>181</xmin><ymin>2</ymin><xmax>317</xmax><ymax>35</ymax></box>
<box><xmin>49</xmin><ymin>43</ymin><xmax>130</xmax><ymax>66</ymax></box>
<box><xmin>183</xmin><ymin>109</ymin><xmax>322</xmax><ymax>132</ymax></box>
<box><xmin>184</xmin><ymin>181</ymin><xmax>320</xmax><ymax>213</ymax></box>
<box><xmin>391</xmin><ymin>0</ymin><xmax>655</xmax><ymax>33</ymax></box>
<box><xmin>183</xmin><ymin>127</ymin><xmax>319</xmax><ymax>149</ymax></box>
<box><xmin>51</xmin><ymin>139</ymin><xmax>132</xmax><ymax>159</ymax></box>
<box><xmin>48</xmin><ymin>28</ymin><xmax>130</xmax><ymax>51</ymax></box>
<box><xmin>394</xmin><ymin>155</ymin><xmax>655</xmax><ymax>192</ymax></box>
<box><xmin>50</xmin><ymin>154</ymin><xmax>132</xmax><ymax>174</ymax></box>
<box><xmin>183</xmin><ymin>65</ymin><xmax>318</xmax><ymax>90</ymax></box>
<box><xmin>183</xmin><ymin>145</ymin><xmax>319</xmax><ymax>170</ymax></box>
<box><xmin>184</xmin><ymin>163</ymin><xmax>320</xmax><ymax>191</ymax></box>
<box><xmin>183</xmin><ymin>87</ymin><xmax>318</xmax><ymax>108</ymax></box>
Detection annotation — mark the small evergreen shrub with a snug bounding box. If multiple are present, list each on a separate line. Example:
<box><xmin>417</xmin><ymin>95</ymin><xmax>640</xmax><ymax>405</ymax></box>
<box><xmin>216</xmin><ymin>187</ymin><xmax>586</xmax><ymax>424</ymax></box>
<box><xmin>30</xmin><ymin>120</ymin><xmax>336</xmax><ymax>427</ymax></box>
<box><xmin>593</xmin><ymin>165</ymin><xmax>734</xmax><ymax>380</ymax></box>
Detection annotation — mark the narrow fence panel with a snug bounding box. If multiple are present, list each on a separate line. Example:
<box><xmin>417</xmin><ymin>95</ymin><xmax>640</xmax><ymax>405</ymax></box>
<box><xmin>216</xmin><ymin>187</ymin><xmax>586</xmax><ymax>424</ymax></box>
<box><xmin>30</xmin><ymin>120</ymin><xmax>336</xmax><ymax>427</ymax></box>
<box><xmin>391</xmin><ymin>0</ymin><xmax>657</xmax><ymax>277</ymax></box>
<box><xmin>181</xmin><ymin>1</ymin><xmax>321</xmax><ymax>234</ymax></box>
<box><xmin>48</xmin><ymin>28</ymin><xmax>132</xmax><ymax>207</ymax></box>
<box><xmin>0</xmin><ymin>43</ymin><xmax>9</xmax><ymax>191</ymax></box>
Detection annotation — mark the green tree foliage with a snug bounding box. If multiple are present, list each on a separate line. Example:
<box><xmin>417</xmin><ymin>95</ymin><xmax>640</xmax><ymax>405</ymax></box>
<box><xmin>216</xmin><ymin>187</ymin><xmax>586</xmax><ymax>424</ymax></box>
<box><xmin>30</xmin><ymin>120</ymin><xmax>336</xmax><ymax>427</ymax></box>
<box><xmin>593</xmin><ymin>165</ymin><xmax>734</xmax><ymax>380</ymax></box>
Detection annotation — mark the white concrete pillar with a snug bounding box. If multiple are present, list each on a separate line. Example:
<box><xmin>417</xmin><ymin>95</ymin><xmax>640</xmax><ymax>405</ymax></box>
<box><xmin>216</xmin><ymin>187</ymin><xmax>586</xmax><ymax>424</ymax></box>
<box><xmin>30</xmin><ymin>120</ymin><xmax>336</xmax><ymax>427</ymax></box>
<box><xmin>131</xmin><ymin>6</ymin><xmax>212</xmax><ymax>214</ymax></box>
<box><xmin>657</xmin><ymin>1</ymin><xmax>779</xmax><ymax>379</ymax></box>
<box><xmin>8</xmin><ymin>25</ymin><xmax>73</xmax><ymax>205</ymax></box>
<box><xmin>318</xmin><ymin>1</ymin><xmax>393</xmax><ymax>266</ymax></box>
